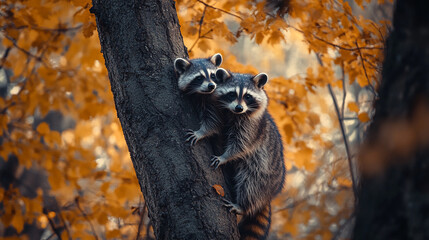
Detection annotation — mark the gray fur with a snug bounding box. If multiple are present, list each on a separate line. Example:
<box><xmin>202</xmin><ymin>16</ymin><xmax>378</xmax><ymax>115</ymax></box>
<box><xmin>212</xmin><ymin>69</ymin><xmax>286</xmax><ymax>239</ymax></box>
<box><xmin>174</xmin><ymin>53</ymin><xmax>223</xmax><ymax>145</ymax></box>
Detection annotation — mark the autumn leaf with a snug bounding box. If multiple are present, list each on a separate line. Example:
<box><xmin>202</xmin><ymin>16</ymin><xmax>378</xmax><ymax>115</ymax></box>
<box><xmin>348</xmin><ymin>102</ymin><xmax>360</xmax><ymax>113</ymax></box>
<box><xmin>255</xmin><ymin>32</ymin><xmax>264</xmax><ymax>44</ymax></box>
<box><xmin>337</xmin><ymin>177</ymin><xmax>353</xmax><ymax>188</ymax></box>
<box><xmin>212</xmin><ymin>184</ymin><xmax>225</xmax><ymax>197</ymax></box>
<box><xmin>11</xmin><ymin>209</ymin><xmax>24</xmax><ymax>233</ymax></box>
<box><xmin>358</xmin><ymin>112</ymin><xmax>370</xmax><ymax>122</ymax></box>
<box><xmin>37</xmin><ymin>122</ymin><xmax>50</xmax><ymax>135</ymax></box>
<box><xmin>83</xmin><ymin>22</ymin><xmax>96</xmax><ymax>38</ymax></box>
<box><xmin>197</xmin><ymin>40</ymin><xmax>211</xmax><ymax>52</ymax></box>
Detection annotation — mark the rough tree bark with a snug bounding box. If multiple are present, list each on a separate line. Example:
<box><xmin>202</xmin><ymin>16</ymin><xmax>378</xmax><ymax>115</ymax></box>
<box><xmin>91</xmin><ymin>0</ymin><xmax>239</xmax><ymax>239</ymax></box>
<box><xmin>353</xmin><ymin>0</ymin><xmax>429</xmax><ymax>239</ymax></box>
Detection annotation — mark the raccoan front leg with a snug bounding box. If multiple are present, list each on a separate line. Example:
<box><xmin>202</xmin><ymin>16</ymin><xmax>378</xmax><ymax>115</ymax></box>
<box><xmin>210</xmin><ymin>138</ymin><xmax>249</xmax><ymax>169</ymax></box>
<box><xmin>186</xmin><ymin>112</ymin><xmax>221</xmax><ymax>146</ymax></box>
<box><xmin>185</xmin><ymin>125</ymin><xmax>214</xmax><ymax>146</ymax></box>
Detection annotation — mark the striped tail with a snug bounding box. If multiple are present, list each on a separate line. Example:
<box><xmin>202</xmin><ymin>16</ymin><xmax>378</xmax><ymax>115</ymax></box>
<box><xmin>238</xmin><ymin>204</ymin><xmax>271</xmax><ymax>240</ymax></box>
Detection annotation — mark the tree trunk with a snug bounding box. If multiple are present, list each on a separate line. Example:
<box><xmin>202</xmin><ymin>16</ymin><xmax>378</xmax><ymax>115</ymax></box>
<box><xmin>91</xmin><ymin>0</ymin><xmax>239</xmax><ymax>239</ymax></box>
<box><xmin>353</xmin><ymin>0</ymin><xmax>429</xmax><ymax>239</ymax></box>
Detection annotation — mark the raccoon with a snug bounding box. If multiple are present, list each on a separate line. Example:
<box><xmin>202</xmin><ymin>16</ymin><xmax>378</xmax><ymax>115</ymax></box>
<box><xmin>212</xmin><ymin>68</ymin><xmax>286</xmax><ymax>240</ymax></box>
<box><xmin>174</xmin><ymin>53</ymin><xmax>223</xmax><ymax>146</ymax></box>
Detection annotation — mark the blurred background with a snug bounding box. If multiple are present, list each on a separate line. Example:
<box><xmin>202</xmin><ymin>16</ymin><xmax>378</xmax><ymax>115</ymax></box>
<box><xmin>0</xmin><ymin>0</ymin><xmax>393</xmax><ymax>239</ymax></box>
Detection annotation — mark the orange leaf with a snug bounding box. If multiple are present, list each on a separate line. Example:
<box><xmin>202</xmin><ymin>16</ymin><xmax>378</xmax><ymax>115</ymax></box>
<box><xmin>358</xmin><ymin>112</ymin><xmax>370</xmax><ymax>122</ymax></box>
<box><xmin>212</xmin><ymin>184</ymin><xmax>225</xmax><ymax>197</ymax></box>
<box><xmin>11</xmin><ymin>209</ymin><xmax>24</xmax><ymax>233</ymax></box>
<box><xmin>38</xmin><ymin>215</ymin><xmax>48</xmax><ymax>228</ymax></box>
<box><xmin>106</xmin><ymin>229</ymin><xmax>121</xmax><ymax>238</ymax></box>
<box><xmin>82</xmin><ymin>22</ymin><xmax>96</xmax><ymax>38</ymax></box>
<box><xmin>255</xmin><ymin>32</ymin><xmax>264</xmax><ymax>44</ymax></box>
<box><xmin>48</xmin><ymin>211</ymin><xmax>56</xmax><ymax>218</ymax></box>
<box><xmin>347</xmin><ymin>102</ymin><xmax>359</xmax><ymax>113</ymax></box>
<box><xmin>37</xmin><ymin>122</ymin><xmax>50</xmax><ymax>135</ymax></box>
<box><xmin>337</xmin><ymin>177</ymin><xmax>352</xmax><ymax>188</ymax></box>
<box><xmin>197</xmin><ymin>39</ymin><xmax>211</xmax><ymax>52</ymax></box>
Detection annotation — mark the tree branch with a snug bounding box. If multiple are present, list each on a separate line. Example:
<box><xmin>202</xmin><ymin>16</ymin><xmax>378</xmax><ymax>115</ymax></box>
<box><xmin>340</xmin><ymin>63</ymin><xmax>346</xmax><ymax>118</ymax></box>
<box><xmin>135</xmin><ymin>200</ymin><xmax>146</xmax><ymax>240</ymax></box>
<box><xmin>327</xmin><ymin>84</ymin><xmax>358</xmax><ymax>200</ymax></box>
<box><xmin>196</xmin><ymin>0</ymin><xmax>243</xmax><ymax>20</ymax></box>
<box><xmin>355</xmin><ymin>41</ymin><xmax>377</xmax><ymax>96</ymax></box>
<box><xmin>75</xmin><ymin>197</ymin><xmax>99</xmax><ymax>240</ymax></box>
<box><xmin>46</xmin><ymin>215</ymin><xmax>63</xmax><ymax>240</ymax></box>
<box><xmin>188</xmin><ymin>6</ymin><xmax>207</xmax><ymax>53</ymax></box>
<box><xmin>289</xmin><ymin>25</ymin><xmax>384</xmax><ymax>51</ymax></box>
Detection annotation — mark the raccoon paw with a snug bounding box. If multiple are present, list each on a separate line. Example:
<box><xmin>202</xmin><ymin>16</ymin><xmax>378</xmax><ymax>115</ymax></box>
<box><xmin>210</xmin><ymin>155</ymin><xmax>226</xmax><ymax>169</ymax></box>
<box><xmin>185</xmin><ymin>129</ymin><xmax>201</xmax><ymax>146</ymax></box>
<box><xmin>222</xmin><ymin>199</ymin><xmax>243</xmax><ymax>215</ymax></box>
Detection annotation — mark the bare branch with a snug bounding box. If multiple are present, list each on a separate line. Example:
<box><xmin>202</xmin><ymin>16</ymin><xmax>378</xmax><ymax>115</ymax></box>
<box><xmin>328</xmin><ymin>84</ymin><xmax>358</xmax><ymax>200</ymax></box>
<box><xmin>0</xmin><ymin>20</ymin><xmax>82</xmax><ymax>33</ymax></box>
<box><xmin>332</xmin><ymin>212</ymin><xmax>355</xmax><ymax>240</ymax></box>
<box><xmin>0</xmin><ymin>47</ymin><xmax>11</xmax><ymax>69</ymax></box>
<box><xmin>4</xmin><ymin>35</ymin><xmax>42</xmax><ymax>61</ymax></box>
<box><xmin>57</xmin><ymin>208</ymin><xmax>72</xmax><ymax>240</ymax></box>
<box><xmin>75</xmin><ymin>197</ymin><xmax>99</xmax><ymax>240</ymax></box>
<box><xmin>289</xmin><ymin>25</ymin><xmax>384</xmax><ymax>51</ymax></box>
<box><xmin>135</xmin><ymin>200</ymin><xmax>147</xmax><ymax>240</ymax></box>
<box><xmin>46</xmin><ymin>212</ymin><xmax>63</xmax><ymax>240</ymax></box>
<box><xmin>355</xmin><ymin>41</ymin><xmax>377</xmax><ymax>96</ymax></box>
<box><xmin>188</xmin><ymin>6</ymin><xmax>207</xmax><ymax>53</ymax></box>
<box><xmin>196</xmin><ymin>0</ymin><xmax>243</xmax><ymax>20</ymax></box>
<box><xmin>340</xmin><ymin>63</ymin><xmax>346</xmax><ymax>118</ymax></box>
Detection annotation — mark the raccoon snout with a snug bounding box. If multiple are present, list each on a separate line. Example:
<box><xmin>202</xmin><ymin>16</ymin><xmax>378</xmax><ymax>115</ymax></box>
<box><xmin>234</xmin><ymin>105</ymin><xmax>244</xmax><ymax>113</ymax></box>
<box><xmin>208</xmin><ymin>83</ymin><xmax>216</xmax><ymax>91</ymax></box>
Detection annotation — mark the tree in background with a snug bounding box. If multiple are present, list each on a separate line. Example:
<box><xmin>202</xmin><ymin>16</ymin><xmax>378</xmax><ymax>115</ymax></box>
<box><xmin>353</xmin><ymin>0</ymin><xmax>429</xmax><ymax>239</ymax></box>
<box><xmin>0</xmin><ymin>0</ymin><xmax>392</xmax><ymax>239</ymax></box>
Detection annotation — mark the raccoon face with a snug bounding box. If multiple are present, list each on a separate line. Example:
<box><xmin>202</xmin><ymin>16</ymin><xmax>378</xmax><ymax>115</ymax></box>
<box><xmin>174</xmin><ymin>53</ymin><xmax>222</xmax><ymax>95</ymax></box>
<box><xmin>214</xmin><ymin>68</ymin><xmax>268</xmax><ymax>117</ymax></box>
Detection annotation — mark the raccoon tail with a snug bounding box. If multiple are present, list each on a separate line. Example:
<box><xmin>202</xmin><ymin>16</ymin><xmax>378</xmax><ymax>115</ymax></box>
<box><xmin>238</xmin><ymin>204</ymin><xmax>271</xmax><ymax>240</ymax></box>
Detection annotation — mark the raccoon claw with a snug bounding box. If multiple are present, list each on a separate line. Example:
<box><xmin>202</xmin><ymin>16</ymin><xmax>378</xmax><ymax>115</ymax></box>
<box><xmin>185</xmin><ymin>129</ymin><xmax>200</xmax><ymax>146</ymax></box>
<box><xmin>210</xmin><ymin>156</ymin><xmax>225</xmax><ymax>169</ymax></box>
<box><xmin>222</xmin><ymin>199</ymin><xmax>243</xmax><ymax>215</ymax></box>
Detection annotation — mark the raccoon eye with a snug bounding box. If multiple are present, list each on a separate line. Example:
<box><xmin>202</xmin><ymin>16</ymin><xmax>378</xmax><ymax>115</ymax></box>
<box><xmin>244</xmin><ymin>94</ymin><xmax>252</xmax><ymax>100</ymax></box>
<box><xmin>210</xmin><ymin>73</ymin><xmax>216</xmax><ymax>79</ymax></box>
<box><xmin>227</xmin><ymin>92</ymin><xmax>236</xmax><ymax>99</ymax></box>
<box><xmin>194</xmin><ymin>76</ymin><xmax>204</xmax><ymax>81</ymax></box>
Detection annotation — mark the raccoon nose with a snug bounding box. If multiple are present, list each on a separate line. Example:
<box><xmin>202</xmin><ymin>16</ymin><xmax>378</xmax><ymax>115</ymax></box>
<box><xmin>234</xmin><ymin>105</ymin><xmax>244</xmax><ymax>113</ymax></box>
<box><xmin>208</xmin><ymin>83</ymin><xmax>215</xmax><ymax>90</ymax></box>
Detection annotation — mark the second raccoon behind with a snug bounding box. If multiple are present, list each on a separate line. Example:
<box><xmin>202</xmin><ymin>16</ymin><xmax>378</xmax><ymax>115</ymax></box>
<box><xmin>174</xmin><ymin>53</ymin><xmax>223</xmax><ymax>146</ymax></box>
<box><xmin>212</xmin><ymin>68</ymin><xmax>286</xmax><ymax>240</ymax></box>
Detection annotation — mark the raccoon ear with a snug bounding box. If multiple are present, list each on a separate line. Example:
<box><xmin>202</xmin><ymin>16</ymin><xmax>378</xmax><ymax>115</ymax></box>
<box><xmin>174</xmin><ymin>58</ymin><xmax>191</xmax><ymax>74</ymax></box>
<box><xmin>210</xmin><ymin>53</ymin><xmax>223</xmax><ymax>67</ymax></box>
<box><xmin>216</xmin><ymin>68</ymin><xmax>231</xmax><ymax>83</ymax></box>
<box><xmin>253</xmin><ymin>73</ymin><xmax>268</xmax><ymax>89</ymax></box>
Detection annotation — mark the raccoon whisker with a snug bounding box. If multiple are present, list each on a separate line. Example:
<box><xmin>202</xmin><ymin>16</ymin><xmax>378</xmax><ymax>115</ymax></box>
<box><xmin>247</xmin><ymin>103</ymin><xmax>260</xmax><ymax>108</ymax></box>
<box><xmin>217</xmin><ymin>102</ymin><xmax>231</xmax><ymax>110</ymax></box>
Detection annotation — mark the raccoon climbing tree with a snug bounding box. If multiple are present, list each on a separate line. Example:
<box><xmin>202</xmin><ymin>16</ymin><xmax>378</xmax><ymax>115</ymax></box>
<box><xmin>91</xmin><ymin>0</ymin><xmax>239</xmax><ymax>239</ymax></box>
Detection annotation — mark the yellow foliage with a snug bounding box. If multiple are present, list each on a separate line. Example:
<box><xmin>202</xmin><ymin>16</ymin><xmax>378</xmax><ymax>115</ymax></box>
<box><xmin>0</xmin><ymin>0</ymin><xmax>388</xmax><ymax>238</ymax></box>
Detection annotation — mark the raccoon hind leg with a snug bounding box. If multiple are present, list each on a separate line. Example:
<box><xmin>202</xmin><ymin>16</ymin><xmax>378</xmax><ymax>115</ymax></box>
<box><xmin>222</xmin><ymin>198</ymin><xmax>244</xmax><ymax>215</ymax></box>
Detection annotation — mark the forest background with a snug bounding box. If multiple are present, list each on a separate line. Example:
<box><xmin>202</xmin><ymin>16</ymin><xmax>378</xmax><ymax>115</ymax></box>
<box><xmin>0</xmin><ymin>0</ymin><xmax>393</xmax><ymax>239</ymax></box>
